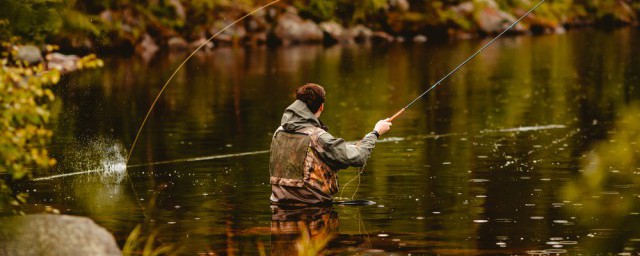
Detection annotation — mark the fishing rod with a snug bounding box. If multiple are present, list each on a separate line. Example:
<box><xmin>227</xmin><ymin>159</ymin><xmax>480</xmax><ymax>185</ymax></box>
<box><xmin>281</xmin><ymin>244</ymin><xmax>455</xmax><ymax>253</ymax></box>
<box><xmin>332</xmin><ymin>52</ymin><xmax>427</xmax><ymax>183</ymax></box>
<box><xmin>387</xmin><ymin>0</ymin><xmax>545</xmax><ymax>122</ymax></box>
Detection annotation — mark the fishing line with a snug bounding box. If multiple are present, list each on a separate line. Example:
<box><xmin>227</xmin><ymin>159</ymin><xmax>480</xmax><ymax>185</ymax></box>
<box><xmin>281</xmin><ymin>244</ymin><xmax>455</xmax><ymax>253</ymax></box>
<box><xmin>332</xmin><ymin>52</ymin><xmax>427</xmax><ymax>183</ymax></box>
<box><xmin>340</xmin><ymin>0</ymin><xmax>546</xmax><ymax>199</ymax></box>
<box><xmin>125</xmin><ymin>0</ymin><xmax>280</xmax><ymax>165</ymax></box>
<box><xmin>122</xmin><ymin>0</ymin><xmax>281</xmax><ymax>217</ymax></box>
<box><xmin>387</xmin><ymin>0</ymin><xmax>545</xmax><ymax>122</ymax></box>
<box><xmin>32</xmin><ymin>124</ymin><xmax>565</xmax><ymax>181</ymax></box>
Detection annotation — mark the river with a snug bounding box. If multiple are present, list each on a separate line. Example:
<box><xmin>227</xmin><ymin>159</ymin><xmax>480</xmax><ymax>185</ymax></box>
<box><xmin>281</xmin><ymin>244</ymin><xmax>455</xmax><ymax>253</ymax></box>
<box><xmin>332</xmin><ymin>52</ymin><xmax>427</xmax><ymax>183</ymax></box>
<box><xmin>25</xmin><ymin>27</ymin><xmax>640</xmax><ymax>254</ymax></box>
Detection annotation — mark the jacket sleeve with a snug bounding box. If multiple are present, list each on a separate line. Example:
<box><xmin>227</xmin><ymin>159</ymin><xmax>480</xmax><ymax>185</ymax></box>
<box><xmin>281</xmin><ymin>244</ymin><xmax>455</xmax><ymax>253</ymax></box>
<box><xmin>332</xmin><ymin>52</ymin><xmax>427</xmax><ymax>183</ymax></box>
<box><xmin>315</xmin><ymin>131</ymin><xmax>378</xmax><ymax>170</ymax></box>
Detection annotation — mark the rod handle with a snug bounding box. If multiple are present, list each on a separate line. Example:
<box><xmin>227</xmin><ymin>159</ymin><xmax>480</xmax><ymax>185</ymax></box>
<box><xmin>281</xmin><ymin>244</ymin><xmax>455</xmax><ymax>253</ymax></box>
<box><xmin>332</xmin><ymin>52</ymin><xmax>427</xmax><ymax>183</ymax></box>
<box><xmin>388</xmin><ymin>108</ymin><xmax>405</xmax><ymax>122</ymax></box>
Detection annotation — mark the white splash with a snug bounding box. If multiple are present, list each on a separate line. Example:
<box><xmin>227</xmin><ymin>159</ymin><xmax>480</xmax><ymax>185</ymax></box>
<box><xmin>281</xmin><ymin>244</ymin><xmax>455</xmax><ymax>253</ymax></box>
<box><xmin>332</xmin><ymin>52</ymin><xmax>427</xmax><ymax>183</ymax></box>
<box><xmin>33</xmin><ymin>138</ymin><xmax>127</xmax><ymax>182</ymax></box>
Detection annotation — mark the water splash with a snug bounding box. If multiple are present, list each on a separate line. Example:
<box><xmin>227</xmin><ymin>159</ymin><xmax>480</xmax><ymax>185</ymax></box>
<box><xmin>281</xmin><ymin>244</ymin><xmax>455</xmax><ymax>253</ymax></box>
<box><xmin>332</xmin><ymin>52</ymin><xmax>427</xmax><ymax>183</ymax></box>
<box><xmin>97</xmin><ymin>143</ymin><xmax>127</xmax><ymax>183</ymax></box>
<box><xmin>33</xmin><ymin>138</ymin><xmax>127</xmax><ymax>182</ymax></box>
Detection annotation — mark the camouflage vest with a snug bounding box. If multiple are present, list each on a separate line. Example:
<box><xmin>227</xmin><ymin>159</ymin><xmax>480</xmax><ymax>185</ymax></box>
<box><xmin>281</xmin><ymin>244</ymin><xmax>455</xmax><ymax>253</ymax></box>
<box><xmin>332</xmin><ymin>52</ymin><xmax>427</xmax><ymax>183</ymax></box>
<box><xmin>269</xmin><ymin>126</ymin><xmax>338</xmax><ymax>195</ymax></box>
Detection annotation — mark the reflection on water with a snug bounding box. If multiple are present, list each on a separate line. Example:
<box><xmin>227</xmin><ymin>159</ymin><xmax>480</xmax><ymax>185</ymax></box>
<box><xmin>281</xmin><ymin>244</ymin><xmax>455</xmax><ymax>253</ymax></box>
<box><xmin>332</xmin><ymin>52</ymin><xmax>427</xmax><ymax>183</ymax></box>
<box><xmin>562</xmin><ymin>104</ymin><xmax>640</xmax><ymax>254</ymax></box>
<box><xmin>19</xmin><ymin>28</ymin><xmax>640</xmax><ymax>254</ymax></box>
<box><xmin>271</xmin><ymin>205</ymin><xmax>337</xmax><ymax>255</ymax></box>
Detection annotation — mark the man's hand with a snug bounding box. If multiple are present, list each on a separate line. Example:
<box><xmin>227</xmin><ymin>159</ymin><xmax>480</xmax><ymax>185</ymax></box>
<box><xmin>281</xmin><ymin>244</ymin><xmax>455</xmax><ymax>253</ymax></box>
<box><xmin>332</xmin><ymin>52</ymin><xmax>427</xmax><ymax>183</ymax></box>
<box><xmin>374</xmin><ymin>119</ymin><xmax>392</xmax><ymax>136</ymax></box>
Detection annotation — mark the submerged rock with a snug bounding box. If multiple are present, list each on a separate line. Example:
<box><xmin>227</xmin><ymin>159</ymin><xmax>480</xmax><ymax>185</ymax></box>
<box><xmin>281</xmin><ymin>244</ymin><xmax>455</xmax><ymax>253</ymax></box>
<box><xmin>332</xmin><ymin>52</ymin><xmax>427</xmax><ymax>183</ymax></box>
<box><xmin>0</xmin><ymin>214</ymin><xmax>120</xmax><ymax>256</ymax></box>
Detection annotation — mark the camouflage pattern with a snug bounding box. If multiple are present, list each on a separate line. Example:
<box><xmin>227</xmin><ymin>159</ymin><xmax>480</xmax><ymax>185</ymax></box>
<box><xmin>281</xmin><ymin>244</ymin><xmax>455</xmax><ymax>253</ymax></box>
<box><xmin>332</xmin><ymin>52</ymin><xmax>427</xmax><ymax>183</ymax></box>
<box><xmin>269</xmin><ymin>126</ymin><xmax>339</xmax><ymax>195</ymax></box>
<box><xmin>302</xmin><ymin>127</ymin><xmax>339</xmax><ymax>195</ymax></box>
<box><xmin>269</xmin><ymin>129</ymin><xmax>310</xmax><ymax>187</ymax></box>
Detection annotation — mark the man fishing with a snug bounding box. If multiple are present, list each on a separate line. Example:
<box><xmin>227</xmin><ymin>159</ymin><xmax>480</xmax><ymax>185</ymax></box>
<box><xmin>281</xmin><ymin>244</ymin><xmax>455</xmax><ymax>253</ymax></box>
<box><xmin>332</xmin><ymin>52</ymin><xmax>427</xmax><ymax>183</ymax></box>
<box><xmin>269</xmin><ymin>83</ymin><xmax>392</xmax><ymax>205</ymax></box>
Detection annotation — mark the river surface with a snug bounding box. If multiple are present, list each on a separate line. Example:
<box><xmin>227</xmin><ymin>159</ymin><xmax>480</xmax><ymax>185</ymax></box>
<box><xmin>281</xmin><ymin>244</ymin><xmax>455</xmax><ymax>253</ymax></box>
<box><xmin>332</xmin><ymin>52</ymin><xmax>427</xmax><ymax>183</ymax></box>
<box><xmin>24</xmin><ymin>28</ymin><xmax>640</xmax><ymax>254</ymax></box>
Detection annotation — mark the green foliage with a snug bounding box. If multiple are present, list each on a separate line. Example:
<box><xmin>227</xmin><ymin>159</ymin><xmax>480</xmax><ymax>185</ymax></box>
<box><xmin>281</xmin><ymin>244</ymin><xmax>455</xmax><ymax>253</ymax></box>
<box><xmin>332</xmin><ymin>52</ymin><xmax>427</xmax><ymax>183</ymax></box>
<box><xmin>297</xmin><ymin>0</ymin><xmax>389</xmax><ymax>25</ymax></box>
<box><xmin>0</xmin><ymin>44</ymin><xmax>103</xmax><ymax>214</ymax></box>
<box><xmin>0</xmin><ymin>0</ymin><xmax>64</xmax><ymax>43</ymax></box>
<box><xmin>0</xmin><ymin>49</ymin><xmax>58</xmax><ymax>214</ymax></box>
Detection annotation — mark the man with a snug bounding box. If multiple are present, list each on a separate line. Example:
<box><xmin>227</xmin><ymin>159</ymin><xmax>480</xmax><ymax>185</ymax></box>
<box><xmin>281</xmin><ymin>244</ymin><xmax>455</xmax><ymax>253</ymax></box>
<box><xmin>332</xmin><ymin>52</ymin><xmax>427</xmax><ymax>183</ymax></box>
<box><xmin>269</xmin><ymin>83</ymin><xmax>392</xmax><ymax>205</ymax></box>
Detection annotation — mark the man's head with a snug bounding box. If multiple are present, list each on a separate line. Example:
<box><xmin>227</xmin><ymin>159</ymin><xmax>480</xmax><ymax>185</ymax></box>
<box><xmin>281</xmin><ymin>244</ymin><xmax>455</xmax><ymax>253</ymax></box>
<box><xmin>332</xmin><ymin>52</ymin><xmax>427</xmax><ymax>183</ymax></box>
<box><xmin>296</xmin><ymin>83</ymin><xmax>325</xmax><ymax>117</ymax></box>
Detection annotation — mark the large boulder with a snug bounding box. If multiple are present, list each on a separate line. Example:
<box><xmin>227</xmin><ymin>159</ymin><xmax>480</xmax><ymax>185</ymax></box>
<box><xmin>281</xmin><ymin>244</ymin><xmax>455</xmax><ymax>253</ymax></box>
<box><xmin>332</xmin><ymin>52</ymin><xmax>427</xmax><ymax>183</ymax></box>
<box><xmin>473</xmin><ymin>0</ymin><xmax>525</xmax><ymax>34</ymax></box>
<box><xmin>0</xmin><ymin>214</ymin><xmax>121</xmax><ymax>256</ymax></box>
<box><xmin>274</xmin><ymin>11</ymin><xmax>323</xmax><ymax>45</ymax></box>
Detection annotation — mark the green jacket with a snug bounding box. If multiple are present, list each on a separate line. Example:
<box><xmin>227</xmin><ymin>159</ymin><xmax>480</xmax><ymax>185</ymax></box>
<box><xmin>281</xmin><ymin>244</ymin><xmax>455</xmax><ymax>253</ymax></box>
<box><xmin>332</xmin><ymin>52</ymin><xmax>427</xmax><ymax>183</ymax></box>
<box><xmin>279</xmin><ymin>100</ymin><xmax>378</xmax><ymax>170</ymax></box>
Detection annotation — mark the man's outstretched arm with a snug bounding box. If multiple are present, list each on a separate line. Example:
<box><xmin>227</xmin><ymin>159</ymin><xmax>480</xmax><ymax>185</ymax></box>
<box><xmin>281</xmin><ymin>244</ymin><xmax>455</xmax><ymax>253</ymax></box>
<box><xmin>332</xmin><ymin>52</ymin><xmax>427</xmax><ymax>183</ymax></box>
<box><xmin>315</xmin><ymin>119</ymin><xmax>392</xmax><ymax>169</ymax></box>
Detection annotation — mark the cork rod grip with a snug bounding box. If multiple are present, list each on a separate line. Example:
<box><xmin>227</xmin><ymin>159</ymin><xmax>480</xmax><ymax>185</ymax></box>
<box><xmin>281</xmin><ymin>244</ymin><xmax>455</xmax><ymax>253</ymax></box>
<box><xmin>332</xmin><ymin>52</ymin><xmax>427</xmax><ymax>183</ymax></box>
<box><xmin>388</xmin><ymin>108</ymin><xmax>405</xmax><ymax>122</ymax></box>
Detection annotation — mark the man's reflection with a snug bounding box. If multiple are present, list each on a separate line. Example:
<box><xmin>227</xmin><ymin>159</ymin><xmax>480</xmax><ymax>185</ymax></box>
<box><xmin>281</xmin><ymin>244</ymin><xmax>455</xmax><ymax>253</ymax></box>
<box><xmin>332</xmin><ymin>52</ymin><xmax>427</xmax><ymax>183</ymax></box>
<box><xmin>270</xmin><ymin>205</ymin><xmax>338</xmax><ymax>255</ymax></box>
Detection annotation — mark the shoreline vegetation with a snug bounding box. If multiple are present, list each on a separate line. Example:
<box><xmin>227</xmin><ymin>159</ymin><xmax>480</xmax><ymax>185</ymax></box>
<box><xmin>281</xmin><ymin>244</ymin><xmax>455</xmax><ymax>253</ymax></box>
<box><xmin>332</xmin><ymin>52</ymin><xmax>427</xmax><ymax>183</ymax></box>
<box><xmin>1</xmin><ymin>0</ymin><xmax>639</xmax><ymax>59</ymax></box>
<box><xmin>0</xmin><ymin>44</ymin><xmax>102</xmax><ymax>214</ymax></box>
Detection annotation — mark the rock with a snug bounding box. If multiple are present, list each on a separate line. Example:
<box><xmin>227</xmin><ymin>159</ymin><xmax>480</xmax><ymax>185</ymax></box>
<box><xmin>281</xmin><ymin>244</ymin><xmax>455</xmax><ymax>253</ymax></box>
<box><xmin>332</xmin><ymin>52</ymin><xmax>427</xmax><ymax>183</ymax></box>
<box><xmin>46</xmin><ymin>53</ymin><xmax>80</xmax><ymax>73</ymax></box>
<box><xmin>247</xmin><ymin>11</ymin><xmax>269</xmax><ymax>33</ymax></box>
<box><xmin>319</xmin><ymin>21</ymin><xmax>352</xmax><ymax>44</ymax></box>
<box><xmin>136</xmin><ymin>33</ymin><xmax>159</xmax><ymax>60</ymax></box>
<box><xmin>16</xmin><ymin>45</ymin><xmax>43</xmax><ymax>65</ymax></box>
<box><xmin>372</xmin><ymin>31</ymin><xmax>394</xmax><ymax>43</ymax></box>
<box><xmin>553</xmin><ymin>25</ymin><xmax>566</xmax><ymax>34</ymax></box>
<box><xmin>413</xmin><ymin>34</ymin><xmax>428</xmax><ymax>43</ymax></box>
<box><xmin>190</xmin><ymin>37</ymin><xmax>214</xmax><ymax>50</ymax></box>
<box><xmin>274</xmin><ymin>12</ymin><xmax>323</xmax><ymax>45</ymax></box>
<box><xmin>167</xmin><ymin>37</ymin><xmax>189</xmax><ymax>51</ymax></box>
<box><xmin>349</xmin><ymin>25</ymin><xmax>373</xmax><ymax>43</ymax></box>
<box><xmin>210</xmin><ymin>20</ymin><xmax>247</xmax><ymax>45</ymax></box>
<box><xmin>99</xmin><ymin>10</ymin><xmax>113</xmax><ymax>22</ymax></box>
<box><xmin>450</xmin><ymin>2</ymin><xmax>474</xmax><ymax>14</ymax></box>
<box><xmin>389</xmin><ymin>0</ymin><xmax>410</xmax><ymax>12</ymax></box>
<box><xmin>474</xmin><ymin>0</ymin><xmax>525</xmax><ymax>34</ymax></box>
<box><xmin>0</xmin><ymin>214</ymin><xmax>120</xmax><ymax>256</ymax></box>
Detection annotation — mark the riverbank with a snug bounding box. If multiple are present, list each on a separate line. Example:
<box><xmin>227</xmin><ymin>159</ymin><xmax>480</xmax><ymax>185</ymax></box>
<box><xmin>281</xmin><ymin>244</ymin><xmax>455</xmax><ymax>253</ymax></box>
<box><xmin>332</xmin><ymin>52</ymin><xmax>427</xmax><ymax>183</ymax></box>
<box><xmin>5</xmin><ymin>0</ymin><xmax>636</xmax><ymax>58</ymax></box>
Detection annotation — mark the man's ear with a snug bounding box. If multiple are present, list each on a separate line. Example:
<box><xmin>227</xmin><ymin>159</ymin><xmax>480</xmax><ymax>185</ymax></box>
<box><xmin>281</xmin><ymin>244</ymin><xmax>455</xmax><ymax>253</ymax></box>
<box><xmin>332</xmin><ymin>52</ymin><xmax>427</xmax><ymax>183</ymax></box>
<box><xmin>319</xmin><ymin>103</ymin><xmax>324</xmax><ymax>112</ymax></box>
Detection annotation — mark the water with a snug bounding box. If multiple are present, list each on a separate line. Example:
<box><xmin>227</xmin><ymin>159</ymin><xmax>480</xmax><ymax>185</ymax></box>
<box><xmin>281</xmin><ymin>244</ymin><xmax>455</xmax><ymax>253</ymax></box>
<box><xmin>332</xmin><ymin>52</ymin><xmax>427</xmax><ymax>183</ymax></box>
<box><xmin>22</xmin><ymin>28</ymin><xmax>640</xmax><ymax>254</ymax></box>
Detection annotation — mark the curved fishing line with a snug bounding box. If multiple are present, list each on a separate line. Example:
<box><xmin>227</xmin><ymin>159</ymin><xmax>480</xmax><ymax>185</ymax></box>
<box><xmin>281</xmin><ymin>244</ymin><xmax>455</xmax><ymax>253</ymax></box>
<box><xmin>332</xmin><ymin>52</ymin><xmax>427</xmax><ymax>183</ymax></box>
<box><xmin>122</xmin><ymin>0</ymin><xmax>281</xmax><ymax>218</ymax></box>
<box><xmin>387</xmin><ymin>0</ymin><xmax>545</xmax><ymax>121</ymax></box>
<box><xmin>125</xmin><ymin>0</ymin><xmax>281</xmax><ymax>164</ymax></box>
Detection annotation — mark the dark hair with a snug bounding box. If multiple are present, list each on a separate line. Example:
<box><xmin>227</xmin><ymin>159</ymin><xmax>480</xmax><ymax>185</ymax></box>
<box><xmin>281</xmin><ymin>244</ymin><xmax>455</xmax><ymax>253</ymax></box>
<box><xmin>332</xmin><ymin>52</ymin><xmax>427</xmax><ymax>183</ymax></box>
<box><xmin>296</xmin><ymin>83</ymin><xmax>326</xmax><ymax>113</ymax></box>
